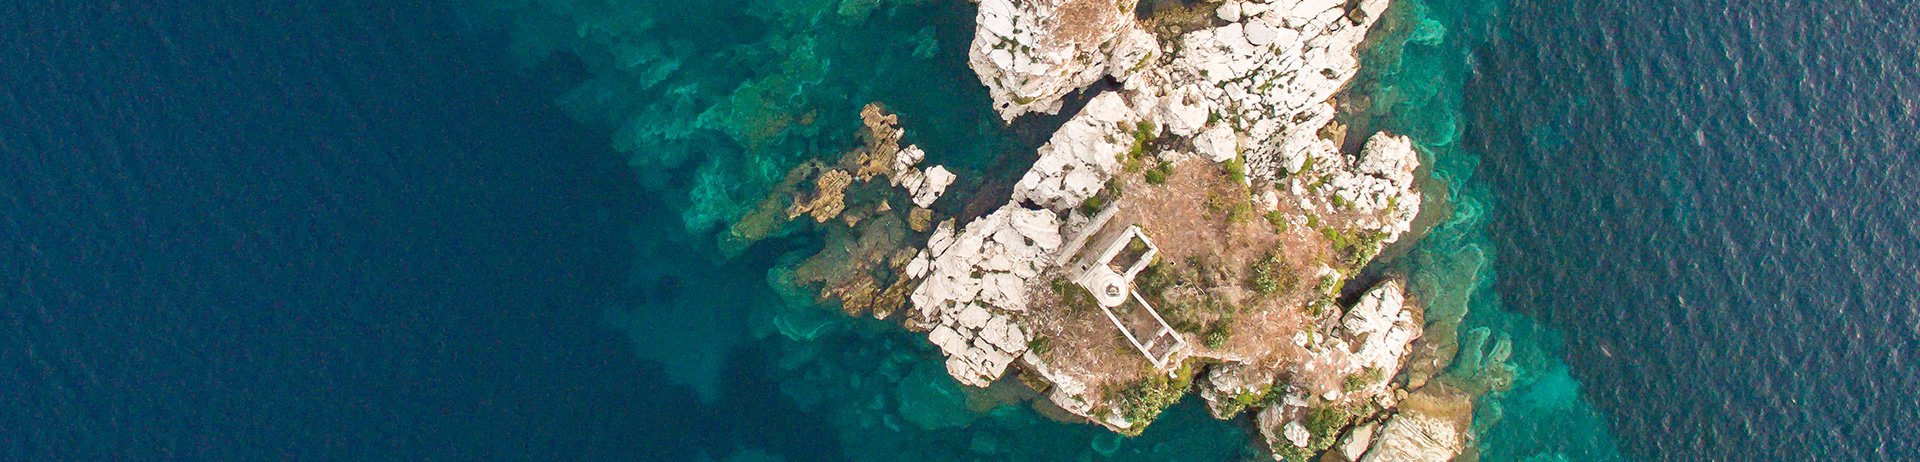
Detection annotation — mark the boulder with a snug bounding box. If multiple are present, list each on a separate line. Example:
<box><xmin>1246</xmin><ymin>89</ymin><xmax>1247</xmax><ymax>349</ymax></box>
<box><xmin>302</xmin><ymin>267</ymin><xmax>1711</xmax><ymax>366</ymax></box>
<box><xmin>912</xmin><ymin>165</ymin><xmax>957</xmax><ymax>208</ymax></box>
<box><xmin>1359</xmin><ymin>411</ymin><xmax>1464</xmax><ymax>462</ymax></box>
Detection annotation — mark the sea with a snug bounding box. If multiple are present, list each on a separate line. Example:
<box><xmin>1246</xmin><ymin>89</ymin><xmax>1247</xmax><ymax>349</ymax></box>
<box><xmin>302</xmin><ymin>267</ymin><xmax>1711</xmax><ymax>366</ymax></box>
<box><xmin>1</xmin><ymin>0</ymin><xmax>1914</xmax><ymax>461</ymax></box>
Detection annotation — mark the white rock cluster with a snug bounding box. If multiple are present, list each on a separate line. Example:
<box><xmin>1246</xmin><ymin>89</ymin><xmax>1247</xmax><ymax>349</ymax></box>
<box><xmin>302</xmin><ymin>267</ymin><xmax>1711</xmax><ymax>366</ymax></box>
<box><xmin>889</xmin><ymin>145</ymin><xmax>958</xmax><ymax>208</ymax></box>
<box><xmin>1136</xmin><ymin>0</ymin><xmax>1393</xmax><ymax>179</ymax></box>
<box><xmin>1313</xmin><ymin>132</ymin><xmax>1423</xmax><ymax>240</ymax></box>
<box><xmin>1011</xmin><ymin>92</ymin><xmax>1139</xmax><ymax>211</ymax></box>
<box><xmin>1254</xmin><ymin>279</ymin><xmax>1421</xmax><ymax>457</ymax></box>
<box><xmin>1017</xmin><ymin>349</ymin><xmax>1097</xmax><ymax>415</ymax></box>
<box><xmin>907</xmin><ymin>207</ymin><xmax>1065</xmax><ymax>386</ymax></box>
<box><xmin>971</xmin><ymin>0</ymin><xmax>1393</xmax><ymax>180</ymax></box>
<box><xmin>969</xmin><ymin>0</ymin><xmax>1156</xmax><ymax>120</ymax></box>
<box><xmin>1333</xmin><ymin>279</ymin><xmax>1421</xmax><ymax>395</ymax></box>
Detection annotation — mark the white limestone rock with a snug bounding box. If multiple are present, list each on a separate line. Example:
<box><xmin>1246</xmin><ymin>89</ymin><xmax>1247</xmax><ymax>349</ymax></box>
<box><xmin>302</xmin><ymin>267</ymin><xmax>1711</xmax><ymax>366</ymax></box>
<box><xmin>1012</xmin><ymin>92</ymin><xmax>1138</xmax><ymax>211</ymax></box>
<box><xmin>1020</xmin><ymin>351</ymin><xmax>1095</xmax><ymax>415</ymax></box>
<box><xmin>1359</xmin><ymin>410</ymin><xmax>1465</xmax><ymax>462</ymax></box>
<box><xmin>908</xmin><ymin>205</ymin><xmax>1064</xmax><ymax>387</ymax></box>
<box><xmin>1318</xmin><ymin>132</ymin><xmax>1423</xmax><ymax>242</ymax></box>
<box><xmin>968</xmin><ymin>0</ymin><xmax>1147</xmax><ymax>121</ymax></box>
<box><xmin>1194</xmin><ymin>123</ymin><xmax>1240</xmax><ymax>163</ymax></box>
<box><xmin>1283</xmin><ymin>421</ymin><xmax>1312</xmax><ymax>448</ymax></box>
<box><xmin>891</xmin><ymin>145</ymin><xmax>958</xmax><ymax>208</ymax></box>
<box><xmin>1335</xmin><ymin>280</ymin><xmax>1421</xmax><ymax>396</ymax></box>
<box><xmin>1337</xmin><ymin>421</ymin><xmax>1379</xmax><ymax>461</ymax></box>
<box><xmin>1217</xmin><ymin>1</ymin><xmax>1243</xmax><ymax>21</ymax></box>
<box><xmin>913</xmin><ymin>165</ymin><xmax>957</xmax><ymax>208</ymax></box>
<box><xmin>1129</xmin><ymin>0</ymin><xmax>1393</xmax><ymax>180</ymax></box>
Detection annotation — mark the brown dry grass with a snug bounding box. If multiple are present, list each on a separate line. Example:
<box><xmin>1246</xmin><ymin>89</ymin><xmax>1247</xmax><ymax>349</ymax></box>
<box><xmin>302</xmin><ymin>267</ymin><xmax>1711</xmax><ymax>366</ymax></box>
<box><xmin>1014</xmin><ymin>155</ymin><xmax>1369</xmax><ymax>406</ymax></box>
<box><xmin>1116</xmin><ymin>158</ymin><xmax>1334</xmax><ymax>365</ymax></box>
<box><xmin>1018</xmin><ymin>284</ymin><xmax>1153</xmax><ymax>401</ymax></box>
<box><xmin>1054</xmin><ymin>0</ymin><xmax>1124</xmax><ymax>45</ymax></box>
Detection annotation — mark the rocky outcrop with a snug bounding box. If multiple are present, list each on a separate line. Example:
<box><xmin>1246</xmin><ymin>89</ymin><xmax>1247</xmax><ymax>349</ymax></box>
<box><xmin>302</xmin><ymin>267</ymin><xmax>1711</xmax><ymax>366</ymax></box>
<box><xmin>892</xmin><ymin>145</ymin><xmax>957</xmax><ymax>208</ymax></box>
<box><xmin>1315</xmin><ymin>133</ymin><xmax>1423</xmax><ymax>241</ymax></box>
<box><xmin>969</xmin><ymin>0</ymin><xmax>1154</xmax><ymax>120</ymax></box>
<box><xmin>788</xmin><ymin>168</ymin><xmax>853</xmax><ymax>222</ymax></box>
<box><xmin>1357</xmin><ymin>386</ymin><xmax>1472</xmax><ymax>462</ymax></box>
<box><xmin>1011</xmin><ymin>92</ymin><xmax>1140</xmax><ymax>211</ymax></box>
<box><xmin>907</xmin><ymin>207</ymin><xmax>1064</xmax><ymax>386</ymax></box>
<box><xmin>1334</xmin><ymin>279</ymin><xmax>1422</xmax><ymax>398</ymax></box>
<box><xmin>1016</xmin><ymin>349</ymin><xmax>1097</xmax><ymax>416</ymax></box>
<box><xmin>1359</xmin><ymin>411</ymin><xmax>1465</xmax><ymax>462</ymax></box>
<box><xmin>1127</xmin><ymin>0</ymin><xmax>1394</xmax><ymax>179</ymax></box>
<box><xmin>1246</xmin><ymin>279</ymin><xmax>1422</xmax><ymax>460</ymax></box>
<box><xmin>917</xmin><ymin>1</ymin><xmax>1450</xmax><ymax>459</ymax></box>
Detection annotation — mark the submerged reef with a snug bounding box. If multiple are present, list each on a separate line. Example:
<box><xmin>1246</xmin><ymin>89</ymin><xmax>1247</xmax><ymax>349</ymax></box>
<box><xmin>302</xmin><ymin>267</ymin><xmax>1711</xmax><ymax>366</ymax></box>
<box><xmin>475</xmin><ymin>0</ymin><xmax>1009</xmax><ymax>244</ymax></box>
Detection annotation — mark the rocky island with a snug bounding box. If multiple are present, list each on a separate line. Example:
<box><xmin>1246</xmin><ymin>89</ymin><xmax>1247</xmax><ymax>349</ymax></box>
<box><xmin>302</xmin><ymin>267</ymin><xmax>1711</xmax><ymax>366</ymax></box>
<box><xmin>733</xmin><ymin>0</ymin><xmax>1480</xmax><ymax>460</ymax></box>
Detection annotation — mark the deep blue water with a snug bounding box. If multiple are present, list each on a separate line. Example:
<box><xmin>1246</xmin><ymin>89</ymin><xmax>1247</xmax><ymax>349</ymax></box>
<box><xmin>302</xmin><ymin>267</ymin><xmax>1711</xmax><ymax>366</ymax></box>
<box><xmin>0</xmin><ymin>2</ymin><xmax>744</xmax><ymax>459</ymax></box>
<box><xmin>1469</xmin><ymin>0</ymin><xmax>1920</xmax><ymax>459</ymax></box>
<box><xmin>6</xmin><ymin>0</ymin><xmax>1918</xmax><ymax>460</ymax></box>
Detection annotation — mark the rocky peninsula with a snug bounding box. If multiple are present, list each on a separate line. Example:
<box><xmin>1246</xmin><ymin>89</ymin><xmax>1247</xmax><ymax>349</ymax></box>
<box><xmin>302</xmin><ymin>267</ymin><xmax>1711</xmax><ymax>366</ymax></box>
<box><xmin>736</xmin><ymin>0</ymin><xmax>1476</xmax><ymax>460</ymax></box>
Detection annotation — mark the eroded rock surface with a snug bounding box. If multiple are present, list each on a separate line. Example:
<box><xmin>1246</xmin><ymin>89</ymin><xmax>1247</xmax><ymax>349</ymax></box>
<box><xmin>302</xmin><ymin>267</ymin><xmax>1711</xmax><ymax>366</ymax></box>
<box><xmin>1011</xmin><ymin>92</ymin><xmax>1140</xmax><ymax>211</ymax></box>
<box><xmin>1130</xmin><ymin>0</ymin><xmax>1393</xmax><ymax>179</ymax></box>
<box><xmin>908</xmin><ymin>207</ymin><xmax>1063</xmax><ymax>386</ymax></box>
<box><xmin>969</xmin><ymin>0</ymin><xmax>1152</xmax><ymax>120</ymax></box>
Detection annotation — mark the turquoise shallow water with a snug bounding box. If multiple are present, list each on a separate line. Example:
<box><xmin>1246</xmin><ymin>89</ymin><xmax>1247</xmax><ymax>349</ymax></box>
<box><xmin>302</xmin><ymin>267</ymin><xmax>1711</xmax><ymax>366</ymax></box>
<box><xmin>1350</xmin><ymin>0</ymin><xmax>1623</xmax><ymax>459</ymax></box>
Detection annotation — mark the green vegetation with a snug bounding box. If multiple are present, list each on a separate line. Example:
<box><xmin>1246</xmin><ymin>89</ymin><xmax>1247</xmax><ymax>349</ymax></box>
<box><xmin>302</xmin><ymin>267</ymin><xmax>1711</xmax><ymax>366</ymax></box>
<box><xmin>1028</xmin><ymin>336</ymin><xmax>1053</xmax><ymax>357</ymax></box>
<box><xmin>1164</xmin><ymin>295</ymin><xmax>1231</xmax><ymax>337</ymax></box>
<box><xmin>1126</xmin><ymin>120</ymin><xmax>1158</xmax><ymax>171</ymax></box>
<box><xmin>1203</xmin><ymin>323</ymin><xmax>1230</xmax><ymax>349</ymax></box>
<box><xmin>1265</xmin><ymin>210</ymin><xmax>1290</xmax><ymax>233</ymax></box>
<box><xmin>1324</xmin><ymin>227</ymin><xmax>1390</xmax><ymax>268</ymax></box>
<box><xmin>1343</xmin><ymin>367</ymin><xmax>1386</xmax><ymax>393</ymax></box>
<box><xmin>1144</xmin><ymin>161</ymin><xmax>1173</xmax><ymax>185</ymax></box>
<box><xmin>1227</xmin><ymin>198</ymin><xmax>1254</xmax><ymax>224</ymax></box>
<box><xmin>1204</xmin><ymin>190</ymin><xmax>1255</xmax><ymax>223</ymax></box>
<box><xmin>1140</xmin><ymin>258</ymin><xmax>1235</xmax><ymax>346</ymax></box>
<box><xmin>1316</xmin><ymin>274</ymin><xmax>1344</xmax><ymax>296</ymax></box>
<box><xmin>1136</xmin><ymin>260</ymin><xmax>1176</xmax><ymax>299</ymax></box>
<box><xmin>1310</xmin><ymin>174</ymin><xmax>1333</xmax><ymax>191</ymax></box>
<box><xmin>1272</xmin><ymin>404</ymin><xmax>1358</xmax><ymax>462</ymax></box>
<box><xmin>1215</xmin><ymin>383</ymin><xmax>1289</xmax><ymax>418</ymax></box>
<box><xmin>1307</xmin><ymin>297</ymin><xmax>1335</xmax><ymax>317</ymax></box>
<box><xmin>1223</xmin><ymin>155</ymin><xmax>1247</xmax><ymax>185</ymax></box>
<box><xmin>1248</xmin><ymin>252</ymin><xmax>1296</xmax><ymax>295</ymax></box>
<box><xmin>1126</xmin><ymin>237</ymin><xmax>1150</xmax><ymax>260</ymax></box>
<box><xmin>1110</xmin><ymin>361</ymin><xmax>1196</xmax><ymax>428</ymax></box>
<box><xmin>1050</xmin><ymin>276</ymin><xmax>1097</xmax><ymax>313</ymax></box>
<box><xmin>1078</xmin><ymin>178</ymin><xmax>1126</xmax><ymax>216</ymax></box>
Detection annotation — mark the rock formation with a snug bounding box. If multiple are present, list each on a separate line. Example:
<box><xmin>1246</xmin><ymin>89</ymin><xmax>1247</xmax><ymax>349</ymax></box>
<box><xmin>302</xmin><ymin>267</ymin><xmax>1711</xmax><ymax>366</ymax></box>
<box><xmin>969</xmin><ymin>0</ymin><xmax>1156</xmax><ymax>120</ymax></box>
<box><xmin>1010</xmin><ymin>92</ymin><xmax>1139</xmax><ymax>211</ymax></box>
<box><xmin>884</xmin><ymin>0</ymin><xmax>1470</xmax><ymax>460</ymax></box>
<box><xmin>906</xmin><ymin>207</ymin><xmax>1063</xmax><ymax>386</ymax></box>
<box><xmin>1314</xmin><ymin>133</ymin><xmax>1423</xmax><ymax>241</ymax></box>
